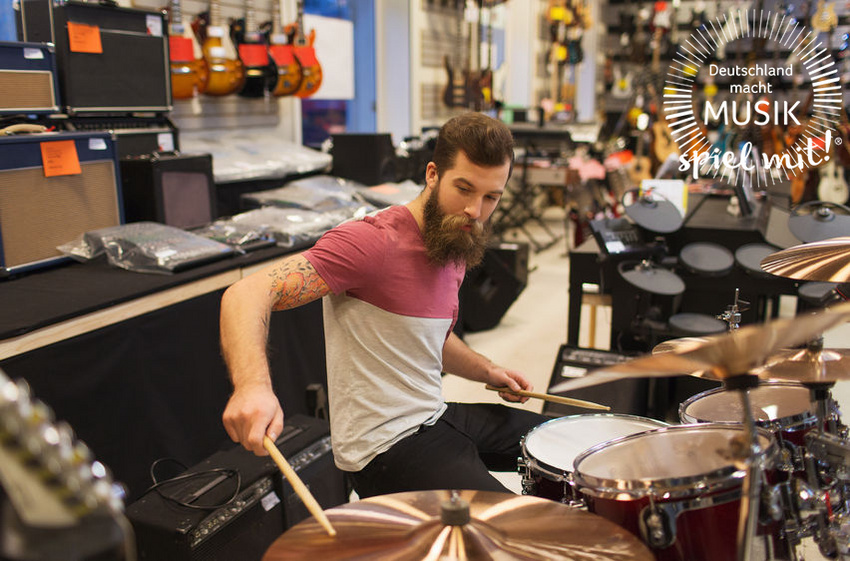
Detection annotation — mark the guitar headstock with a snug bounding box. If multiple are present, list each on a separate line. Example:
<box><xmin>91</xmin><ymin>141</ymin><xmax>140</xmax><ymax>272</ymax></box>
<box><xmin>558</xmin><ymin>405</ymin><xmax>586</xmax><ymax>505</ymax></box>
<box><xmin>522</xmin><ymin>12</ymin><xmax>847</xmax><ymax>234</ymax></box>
<box><xmin>0</xmin><ymin>369</ymin><xmax>124</xmax><ymax>528</ymax></box>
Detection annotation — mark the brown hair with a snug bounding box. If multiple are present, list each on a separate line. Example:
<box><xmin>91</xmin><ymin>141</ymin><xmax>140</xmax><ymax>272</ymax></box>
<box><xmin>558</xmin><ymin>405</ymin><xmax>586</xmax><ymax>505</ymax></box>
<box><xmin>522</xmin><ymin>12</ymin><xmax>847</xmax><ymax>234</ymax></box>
<box><xmin>431</xmin><ymin>112</ymin><xmax>514</xmax><ymax>180</ymax></box>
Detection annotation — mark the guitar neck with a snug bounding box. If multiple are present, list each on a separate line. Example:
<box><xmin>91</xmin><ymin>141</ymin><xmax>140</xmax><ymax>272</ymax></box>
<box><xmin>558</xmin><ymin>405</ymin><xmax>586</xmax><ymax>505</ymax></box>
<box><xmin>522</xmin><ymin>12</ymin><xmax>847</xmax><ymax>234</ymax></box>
<box><xmin>209</xmin><ymin>0</ymin><xmax>222</xmax><ymax>28</ymax></box>
<box><xmin>295</xmin><ymin>0</ymin><xmax>307</xmax><ymax>45</ymax></box>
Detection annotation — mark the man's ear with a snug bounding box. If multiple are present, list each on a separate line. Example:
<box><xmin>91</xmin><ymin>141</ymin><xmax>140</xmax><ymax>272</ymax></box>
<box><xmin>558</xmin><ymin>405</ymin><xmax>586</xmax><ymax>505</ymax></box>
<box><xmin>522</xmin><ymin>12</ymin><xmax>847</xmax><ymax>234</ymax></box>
<box><xmin>425</xmin><ymin>162</ymin><xmax>438</xmax><ymax>189</ymax></box>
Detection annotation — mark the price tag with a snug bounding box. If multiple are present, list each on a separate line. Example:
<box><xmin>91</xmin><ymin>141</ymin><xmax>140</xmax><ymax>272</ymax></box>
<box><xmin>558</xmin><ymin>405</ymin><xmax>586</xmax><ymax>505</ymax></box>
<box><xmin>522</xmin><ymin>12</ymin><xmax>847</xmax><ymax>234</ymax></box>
<box><xmin>41</xmin><ymin>140</ymin><xmax>82</xmax><ymax>177</ymax></box>
<box><xmin>146</xmin><ymin>14</ymin><xmax>162</xmax><ymax>37</ymax></box>
<box><xmin>157</xmin><ymin>132</ymin><xmax>174</xmax><ymax>152</ymax></box>
<box><xmin>67</xmin><ymin>21</ymin><xmax>103</xmax><ymax>54</ymax></box>
<box><xmin>23</xmin><ymin>48</ymin><xmax>44</xmax><ymax>60</ymax></box>
<box><xmin>169</xmin><ymin>36</ymin><xmax>195</xmax><ymax>62</ymax></box>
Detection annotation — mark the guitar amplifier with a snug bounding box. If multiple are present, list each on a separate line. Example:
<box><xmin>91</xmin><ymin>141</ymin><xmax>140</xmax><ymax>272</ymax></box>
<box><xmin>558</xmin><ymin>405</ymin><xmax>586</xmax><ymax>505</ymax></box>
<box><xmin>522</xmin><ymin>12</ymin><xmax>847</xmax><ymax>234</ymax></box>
<box><xmin>64</xmin><ymin>115</ymin><xmax>179</xmax><ymax>159</ymax></box>
<box><xmin>544</xmin><ymin>345</ymin><xmax>650</xmax><ymax>418</ymax></box>
<box><xmin>127</xmin><ymin>415</ymin><xmax>348</xmax><ymax>561</ymax></box>
<box><xmin>17</xmin><ymin>0</ymin><xmax>171</xmax><ymax>114</ymax></box>
<box><xmin>0</xmin><ymin>40</ymin><xmax>60</xmax><ymax>115</ymax></box>
<box><xmin>0</xmin><ymin>131</ymin><xmax>124</xmax><ymax>277</ymax></box>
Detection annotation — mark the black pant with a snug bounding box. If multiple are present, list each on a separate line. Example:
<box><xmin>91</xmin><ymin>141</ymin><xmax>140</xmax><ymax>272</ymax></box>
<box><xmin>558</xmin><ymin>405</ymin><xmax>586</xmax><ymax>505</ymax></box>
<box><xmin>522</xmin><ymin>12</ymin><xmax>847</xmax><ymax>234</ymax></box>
<box><xmin>348</xmin><ymin>402</ymin><xmax>548</xmax><ymax>499</ymax></box>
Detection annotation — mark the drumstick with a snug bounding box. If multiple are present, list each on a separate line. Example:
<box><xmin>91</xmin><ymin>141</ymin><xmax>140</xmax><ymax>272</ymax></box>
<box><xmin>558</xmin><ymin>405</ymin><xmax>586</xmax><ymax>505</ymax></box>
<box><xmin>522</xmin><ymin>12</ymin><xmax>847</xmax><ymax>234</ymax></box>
<box><xmin>263</xmin><ymin>436</ymin><xmax>337</xmax><ymax>537</ymax></box>
<box><xmin>484</xmin><ymin>384</ymin><xmax>611</xmax><ymax>411</ymax></box>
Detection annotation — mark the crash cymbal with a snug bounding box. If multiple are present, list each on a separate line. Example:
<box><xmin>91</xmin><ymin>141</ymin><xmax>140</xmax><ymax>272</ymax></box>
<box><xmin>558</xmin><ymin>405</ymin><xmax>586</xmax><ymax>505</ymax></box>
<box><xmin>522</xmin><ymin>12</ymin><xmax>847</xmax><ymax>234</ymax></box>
<box><xmin>760</xmin><ymin>237</ymin><xmax>850</xmax><ymax>282</ymax></box>
<box><xmin>549</xmin><ymin>302</ymin><xmax>850</xmax><ymax>393</ymax></box>
<box><xmin>652</xmin><ymin>337</ymin><xmax>711</xmax><ymax>355</ymax></box>
<box><xmin>755</xmin><ymin>347</ymin><xmax>850</xmax><ymax>384</ymax></box>
<box><xmin>262</xmin><ymin>490</ymin><xmax>654</xmax><ymax>561</ymax></box>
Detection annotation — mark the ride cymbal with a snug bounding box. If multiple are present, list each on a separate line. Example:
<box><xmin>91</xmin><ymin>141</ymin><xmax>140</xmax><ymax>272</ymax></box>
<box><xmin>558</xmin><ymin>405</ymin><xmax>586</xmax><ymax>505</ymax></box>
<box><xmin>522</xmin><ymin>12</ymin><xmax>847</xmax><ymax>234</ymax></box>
<box><xmin>549</xmin><ymin>302</ymin><xmax>850</xmax><ymax>393</ymax></box>
<box><xmin>760</xmin><ymin>237</ymin><xmax>850</xmax><ymax>282</ymax></box>
<box><xmin>262</xmin><ymin>490</ymin><xmax>654</xmax><ymax>561</ymax></box>
<box><xmin>755</xmin><ymin>347</ymin><xmax>850</xmax><ymax>384</ymax></box>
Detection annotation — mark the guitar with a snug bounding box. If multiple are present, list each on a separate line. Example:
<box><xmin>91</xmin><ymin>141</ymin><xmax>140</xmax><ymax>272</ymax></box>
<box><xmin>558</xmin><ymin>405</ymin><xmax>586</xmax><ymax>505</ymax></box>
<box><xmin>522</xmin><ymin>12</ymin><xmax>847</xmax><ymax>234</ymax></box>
<box><xmin>476</xmin><ymin>1</ymin><xmax>495</xmax><ymax>110</ymax></box>
<box><xmin>232</xmin><ymin>0</ymin><xmax>276</xmax><ymax>98</ymax></box>
<box><xmin>167</xmin><ymin>0</ymin><xmax>208</xmax><ymax>99</ymax></box>
<box><xmin>291</xmin><ymin>0</ymin><xmax>322</xmax><ymax>98</ymax></box>
<box><xmin>200</xmin><ymin>0</ymin><xmax>245</xmax><ymax>96</ymax></box>
<box><xmin>811</xmin><ymin>0</ymin><xmax>837</xmax><ymax>33</ymax></box>
<box><xmin>610</xmin><ymin>64</ymin><xmax>634</xmax><ymax>99</ymax></box>
<box><xmin>649</xmin><ymin>5</ymin><xmax>678</xmax><ymax>166</ymax></box>
<box><xmin>267</xmin><ymin>0</ymin><xmax>302</xmax><ymax>97</ymax></box>
<box><xmin>443</xmin><ymin>1</ymin><xmax>470</xmax><ymax>108</ymax></box>
<box><xmin>817</xmin><ymin>159</ymin><xmax>849</xmax><ymax>204</ymax></box>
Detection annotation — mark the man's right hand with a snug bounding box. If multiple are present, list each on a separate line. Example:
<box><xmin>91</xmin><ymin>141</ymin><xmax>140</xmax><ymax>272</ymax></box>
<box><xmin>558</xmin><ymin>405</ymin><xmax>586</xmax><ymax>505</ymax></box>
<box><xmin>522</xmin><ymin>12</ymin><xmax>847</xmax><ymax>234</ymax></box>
<box><xmin>222</xmin><ymin>382</ymin><xmax>284</xmax><ymax>456</ymax></box>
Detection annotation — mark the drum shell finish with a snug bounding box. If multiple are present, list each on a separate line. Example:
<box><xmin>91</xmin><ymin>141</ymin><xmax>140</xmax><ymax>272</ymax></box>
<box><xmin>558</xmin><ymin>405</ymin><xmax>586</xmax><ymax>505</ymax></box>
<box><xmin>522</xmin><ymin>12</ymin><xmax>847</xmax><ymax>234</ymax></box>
<box><xmin>519</xmin><ymin>414</ymin><xmax>667</xmax><ymax>504</ymax></box>
<box><xmin>573</xmin><ymin>424</ymin><xmax>786</xmax><ymax>561</ymax></box>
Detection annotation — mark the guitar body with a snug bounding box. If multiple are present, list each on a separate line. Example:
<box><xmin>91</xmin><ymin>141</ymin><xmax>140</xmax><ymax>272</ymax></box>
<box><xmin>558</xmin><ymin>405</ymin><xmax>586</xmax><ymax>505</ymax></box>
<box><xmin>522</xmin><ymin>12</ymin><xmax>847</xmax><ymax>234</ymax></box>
<box><xmin>652</xmin><ymin>120</ymin><xmax>678</xmax><ymax>163</ymax></box>
<box><xmin>170</xmin><ymin>57</ymin><xmax>209</xmax><ymax>99</ymax></box>
<box><xmin>293</xmin><ymin>44</ymin><xmax>322</xmax><ymax>97</ymax></box>
<box><xmin>202</xmin><ymin>26</ymin><xmax>246</xmax><ymax>96</ymax></box>
<box><xmin>231</xmin><ymin>5</ymin><xmax>276</xmax><ymax>98</ymax></box>
<box><xmin>269</xmin><ymin>43</ymin><xmax>302</xmax><ymax>96</ymax></box>
<box><xmin>168</xmin><ymin>2</ymin><xmax>207</xmax><ymax>99</ymax></box>
<box><xmin>442</xmin><ymin>55</ymin><xmax>467</xmax><ymax>108</ymax></box>
<box><xmin>817</xmin><ymin>160</ymin><xmax>850</xmax><ymax>204</ymax></box>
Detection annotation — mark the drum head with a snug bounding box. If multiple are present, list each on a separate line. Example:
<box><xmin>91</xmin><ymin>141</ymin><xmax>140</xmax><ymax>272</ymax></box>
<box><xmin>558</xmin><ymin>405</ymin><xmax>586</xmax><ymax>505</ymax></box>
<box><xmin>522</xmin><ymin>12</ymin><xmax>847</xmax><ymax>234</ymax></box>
<box><xmin>735</xmin><ymin>243</ymin><xmax>779</xmax><ymax>277</ymax></box>
<box><xmin>680</xmin><ymin>242</ymin><xmax>734</xmax><ymax>276</ymax></box>
<box><xmin>574</xmin><ymin>424</ymin><xmax>773</xmax><ymax>494</ymax></box>
<box><xmin>625</xmin><ymin>197</ymin><xmax>683</xmax><ymax>233</ymax></box>
<box><xmin>680</xmin><ymin>383</ymin><xmax>814</xmax><ymax>427</ymax></box>
<box><xmin>669</xmin><ymin>313</ymin><xmax>727</xmax><ymax>336</ymax></box>
<box><xmin>523</xmin><ymin>415</ymin><xmax>667</xmax><ymax>474</ymax></box>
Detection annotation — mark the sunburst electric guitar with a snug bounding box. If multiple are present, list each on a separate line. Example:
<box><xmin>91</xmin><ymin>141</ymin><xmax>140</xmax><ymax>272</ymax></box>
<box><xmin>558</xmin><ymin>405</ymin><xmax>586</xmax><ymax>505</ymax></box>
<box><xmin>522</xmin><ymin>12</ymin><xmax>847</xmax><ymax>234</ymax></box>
<box><xmin>200</xmin><ymin>0</ymin><xmax>245</xmax><ymax>96</ymax></box>
<box><xmin>167</xmin><ymin>0</ymin><xmax>207</xmax><ymax>99</ymax></box>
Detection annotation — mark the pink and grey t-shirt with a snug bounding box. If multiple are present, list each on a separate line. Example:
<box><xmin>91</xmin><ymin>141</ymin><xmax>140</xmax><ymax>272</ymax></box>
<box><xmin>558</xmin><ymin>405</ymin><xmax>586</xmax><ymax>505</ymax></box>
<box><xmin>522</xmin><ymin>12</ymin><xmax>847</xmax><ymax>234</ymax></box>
<box><xmin>303</xmin><ymin>205</ymin><xmax>465</xmax><ymax>472</ymax></box>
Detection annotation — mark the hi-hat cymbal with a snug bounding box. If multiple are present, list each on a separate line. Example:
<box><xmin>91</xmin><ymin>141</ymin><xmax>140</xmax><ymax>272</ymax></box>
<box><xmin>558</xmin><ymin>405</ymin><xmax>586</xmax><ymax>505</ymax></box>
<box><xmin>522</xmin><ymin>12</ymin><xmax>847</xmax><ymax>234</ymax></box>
<box><xmin>755</xmin><ymin>347</ymin><xmax>850</xmax><ymax>384</ymax></box>
<box><xmin>760</xmin><ymin>237</ymin><xmax>850</xmax><ymax>282</ymax></box>
<box><xmin>262</xmin><ymin>490</ymin><xmax>654</xmax><ymax>561</ymax></box>
<box><xmin>549</xmin><ymin>302</ymin><xmax>850</xmax><ymax>393</ymax></box>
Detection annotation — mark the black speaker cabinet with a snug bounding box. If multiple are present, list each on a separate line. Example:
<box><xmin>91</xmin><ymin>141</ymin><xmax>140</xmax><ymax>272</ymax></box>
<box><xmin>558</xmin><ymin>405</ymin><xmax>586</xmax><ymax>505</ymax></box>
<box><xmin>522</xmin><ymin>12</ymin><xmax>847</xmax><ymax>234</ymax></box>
<box><xmin>17</xmin><ymin>0</ymin><xmax>171</xmax><ymax>114</ymax></box>
<box><xmin>459</xmin><ymin>243</ymin><xmax>527</xmax><ymax>333</ymax></box>
<box><xmin>66</xmin><ymin>116</ymin><xmax>180</xmax><ymax>159</ymax></box>
<box><xmin>331</xmin><ymin>133</ymin><xmax>398</xmax><ymax>186</ymax></box>
<box><xmin>120</xmin><ymin>153</ymin><xmax>215</xmax><ymax>230</ymax></box>
<box><xmin>0</xmin><ymin>41</ymin><xmax>60</xmax><ymax>115</ymax></box>
<box><xmin>0</xmin><ymin>131</ymin><xmax>123</xmax><ymax>276</ymax></box>
<box><xmin>127</xmin><ymin>415</ymin><xmax>348</xmax><ymax>561</ymax></box>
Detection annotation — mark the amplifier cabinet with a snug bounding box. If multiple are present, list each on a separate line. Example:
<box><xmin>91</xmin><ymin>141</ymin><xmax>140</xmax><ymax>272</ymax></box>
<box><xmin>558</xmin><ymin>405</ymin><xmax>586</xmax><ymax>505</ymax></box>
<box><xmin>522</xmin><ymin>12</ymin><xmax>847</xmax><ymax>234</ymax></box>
<box><xmin>66</xmin><ymin>116</ymin><xmax>180</xmax><ymax>159</ymax></box>
<box><xmin>0</xmin><ymin>131</ymin><xmax>123</xmax><ymax>277</ymax></box>
<box><xmin>127</xmin><ymin>415</ymin><xmax>348</xmax><ymax>561</ymax></box>
<box><xmin>18</xmin><ymin>0</ymin><xmax>171</xmax><ymax>114</ymax></box>
<box><xmin>120</xmin><ymin>152</ymin><xmax>215</xmax><ymax>230</ymax></box>
<box><xmin>0</xmin><ymin>40</ymin><xmax>60</xmax><ymax>115</ymax></box>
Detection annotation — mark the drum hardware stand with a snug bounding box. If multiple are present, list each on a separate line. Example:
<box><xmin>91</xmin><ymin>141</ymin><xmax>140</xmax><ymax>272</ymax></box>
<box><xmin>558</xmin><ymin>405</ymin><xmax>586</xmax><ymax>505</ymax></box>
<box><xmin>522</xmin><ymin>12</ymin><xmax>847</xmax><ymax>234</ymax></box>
<box><xmin>717</xmin><ymin>288</ymin><xmax>750</xmax><ymax>332</ymax></box>
<box><xmin>723</xmin><ymin>373</ymin><xmax>764</xmax><ymax>561</ymax></box>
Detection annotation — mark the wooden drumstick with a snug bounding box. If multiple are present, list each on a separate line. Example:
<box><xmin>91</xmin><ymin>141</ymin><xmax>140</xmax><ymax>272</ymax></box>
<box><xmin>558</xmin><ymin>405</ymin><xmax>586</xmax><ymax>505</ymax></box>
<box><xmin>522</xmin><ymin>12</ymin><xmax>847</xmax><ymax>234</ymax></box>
<box><xmin>485</xmin><ymin>384</ymin><xmax>611</xmax><ymax>411</ymax></box>
<box><xmin>263</xmin><ymin>436</ymin><xmax>337</xmax><ymax>537</ymax></box>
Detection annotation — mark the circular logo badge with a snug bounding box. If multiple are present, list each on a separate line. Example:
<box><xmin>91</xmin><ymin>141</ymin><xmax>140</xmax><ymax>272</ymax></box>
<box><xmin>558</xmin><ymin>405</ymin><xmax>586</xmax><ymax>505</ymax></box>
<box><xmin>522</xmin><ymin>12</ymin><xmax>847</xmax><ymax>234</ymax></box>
<box><xmin>667</xmin><ymin>9</ymin><xmax>840</xmax><ymax>188</ymax></box>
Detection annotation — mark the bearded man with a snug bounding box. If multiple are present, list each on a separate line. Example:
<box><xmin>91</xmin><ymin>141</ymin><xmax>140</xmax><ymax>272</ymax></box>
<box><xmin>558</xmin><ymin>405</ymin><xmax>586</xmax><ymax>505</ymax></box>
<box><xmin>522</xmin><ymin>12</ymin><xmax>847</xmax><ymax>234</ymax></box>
<box><xmin>220</xmin><ymin>112</ymin><xmax>548</xmax><ymax>498</ymax></box>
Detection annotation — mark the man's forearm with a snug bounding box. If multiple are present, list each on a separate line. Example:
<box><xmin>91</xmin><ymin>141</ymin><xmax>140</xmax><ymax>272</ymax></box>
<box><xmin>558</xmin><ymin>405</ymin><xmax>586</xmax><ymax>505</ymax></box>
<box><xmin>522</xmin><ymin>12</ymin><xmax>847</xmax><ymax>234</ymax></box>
<box><xmin>441</xmin><ymin>332</ymin><xmax>493</xmax><ymax>383</ymax></box>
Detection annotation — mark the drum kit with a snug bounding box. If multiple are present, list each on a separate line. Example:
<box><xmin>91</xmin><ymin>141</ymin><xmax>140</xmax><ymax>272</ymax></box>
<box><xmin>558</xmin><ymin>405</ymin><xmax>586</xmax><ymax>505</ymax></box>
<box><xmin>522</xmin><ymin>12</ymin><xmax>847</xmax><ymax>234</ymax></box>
<box><xmin>262</xmin><ymin>237</ymin><xmax>850</xmax><ymax>561</ymax></box>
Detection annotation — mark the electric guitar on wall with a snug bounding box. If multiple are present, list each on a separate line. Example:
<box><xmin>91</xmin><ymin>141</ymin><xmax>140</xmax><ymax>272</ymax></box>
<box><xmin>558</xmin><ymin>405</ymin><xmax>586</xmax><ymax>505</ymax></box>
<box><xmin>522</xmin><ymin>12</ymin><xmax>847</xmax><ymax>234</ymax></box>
<box><xmin>167</xmin><ymin>0</ymin><xmax>208</xmax><ymax>99</ymax></box>
<box><xmin>267</xmin><ymin>0</ymin><xmax>302</xmax><ymax>97</ymax></box>
<box><xmin>443</xmin><ymin>0</ymin><xmax>470</xmax><ymax>108</ymax></box>
<box><xmin>232</xmin><ymin>0</ymin><xmax>276</xmax><ymax>98</ymax></box>
<box><xmin>291</xmin><ymin>0</ymin><xmax>322</xmax><ymax>98</ymax></box>
<box><xmin>200</xmin><ymin>0</ymin><xmax>245</xmax><ymax>96</ymax></box>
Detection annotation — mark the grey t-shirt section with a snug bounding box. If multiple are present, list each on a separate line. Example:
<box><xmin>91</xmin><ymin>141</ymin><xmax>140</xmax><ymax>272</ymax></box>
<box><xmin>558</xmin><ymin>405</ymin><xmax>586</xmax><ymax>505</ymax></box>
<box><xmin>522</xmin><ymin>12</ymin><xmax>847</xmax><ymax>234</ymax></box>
<box><xmin>323</xmin><ymin>293</ymin><xmax>449</xmax><ymax>471</ymax></box>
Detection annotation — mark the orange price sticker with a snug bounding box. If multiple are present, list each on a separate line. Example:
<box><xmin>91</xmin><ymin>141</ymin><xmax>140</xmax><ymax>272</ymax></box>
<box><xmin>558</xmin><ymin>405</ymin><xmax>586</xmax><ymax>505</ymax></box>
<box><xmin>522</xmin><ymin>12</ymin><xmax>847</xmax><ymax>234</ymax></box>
<box><xmin>67</xmin><ymin>21</ymin><xmax>103</xmax><ymax>54</ymax></box>
<box><xmin>40</xmin><ymin>140</ymin><xmax>82</xmax><ymax>177</ymax></box>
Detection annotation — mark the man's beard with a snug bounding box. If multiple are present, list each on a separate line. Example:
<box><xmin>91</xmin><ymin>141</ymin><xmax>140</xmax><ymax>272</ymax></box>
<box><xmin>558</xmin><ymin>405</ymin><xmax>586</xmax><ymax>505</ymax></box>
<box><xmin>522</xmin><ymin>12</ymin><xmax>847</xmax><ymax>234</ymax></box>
<box><xmin>422</xmin><ymin>186</ymin><xmax>491</xmax><ymax>268</ymax></box>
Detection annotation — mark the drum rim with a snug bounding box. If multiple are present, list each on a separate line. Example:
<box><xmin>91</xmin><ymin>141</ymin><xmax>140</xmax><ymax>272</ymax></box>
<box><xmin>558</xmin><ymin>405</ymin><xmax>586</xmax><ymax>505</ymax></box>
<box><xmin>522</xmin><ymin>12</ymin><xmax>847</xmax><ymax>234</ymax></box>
<box><xmin>521</xmin><ymin>414</ymin><xmax>669</xmax><ymax>481</ymax></box>
<box><xmin>572</xmin><ymin>424</ymin><xmax>777</xmax><ymax>500</ymax></box>
<box><xmin>678</xmin><ymin>382</ymin><xmax>817</xmax><ymax>431</ymax></box>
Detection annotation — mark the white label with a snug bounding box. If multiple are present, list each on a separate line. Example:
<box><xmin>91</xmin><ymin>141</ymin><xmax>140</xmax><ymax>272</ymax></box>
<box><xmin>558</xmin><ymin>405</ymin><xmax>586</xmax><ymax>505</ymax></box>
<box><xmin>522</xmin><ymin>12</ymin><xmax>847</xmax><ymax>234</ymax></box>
<box><xmin>560</xmin><ymin>365</ymin><xmax>587</xmax><ymax>378</ymax></box>
<box><xmin>260</xmin><ymin>491</ymin><xmax>281</xmax><ymax>512</ymax></box>
<box><xmin>209</xmin><ymin>46</ymin><xmax>226</xmax><ymax>58</ymax></box>
<box><xmin>207</xmin><ymin>26</ymin><xmax>225</xmax><ymax>38</ymax></box>
<box><xmin>23</xmin><ymin>48</ymin><xmax>44</xmax><ymax>60</ymax></box>
<box><xmin>88</xmin><ymin>138</ymin><xmax>107</xmax><ymax>151</ymax></box>
<box><xmin>157</xmin><ymin>132</ymin><xmax>174</xmax><ymax>152</ymax></box>
<box><xmin>145</xmin><ymin>15</ymin><xmax>162</xmax><ymax>37</ymax></box>
<box><xmin>605</xmin><ymin>240</ymin><xmax>626</xmax><ymax>254</ymax></box>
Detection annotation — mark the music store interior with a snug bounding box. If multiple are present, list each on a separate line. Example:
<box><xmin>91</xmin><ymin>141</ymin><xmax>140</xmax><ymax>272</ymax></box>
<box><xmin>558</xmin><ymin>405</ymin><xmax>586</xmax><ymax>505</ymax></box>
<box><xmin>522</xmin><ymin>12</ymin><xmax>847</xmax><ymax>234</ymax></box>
<box><xmin>6</xmin><ymin>0</ymin><xmax>850</xmax><ymax>558</ymax></box>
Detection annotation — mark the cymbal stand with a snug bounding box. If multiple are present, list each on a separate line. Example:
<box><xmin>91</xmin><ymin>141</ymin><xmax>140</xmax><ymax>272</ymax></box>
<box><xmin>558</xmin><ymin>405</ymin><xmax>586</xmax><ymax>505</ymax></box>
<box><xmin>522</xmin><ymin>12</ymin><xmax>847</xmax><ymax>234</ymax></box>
<box><xmin>724</xmin><ymin>374</ymin><xmax>763</xmax><ymax>561</ymax></box>
<box><xmin>717</xmin><ymin>288</ymin><xmax>750</xmax><ymax>332</ymax></box>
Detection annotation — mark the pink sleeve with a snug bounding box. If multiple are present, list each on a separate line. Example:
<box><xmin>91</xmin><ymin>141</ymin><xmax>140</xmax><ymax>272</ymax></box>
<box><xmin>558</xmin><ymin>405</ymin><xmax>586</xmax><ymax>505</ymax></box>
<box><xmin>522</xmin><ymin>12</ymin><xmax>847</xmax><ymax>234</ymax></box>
<box><xmin>303</xmin><ymin>221</ymin><xmax>387</xmax><ymax>295</ymax></box>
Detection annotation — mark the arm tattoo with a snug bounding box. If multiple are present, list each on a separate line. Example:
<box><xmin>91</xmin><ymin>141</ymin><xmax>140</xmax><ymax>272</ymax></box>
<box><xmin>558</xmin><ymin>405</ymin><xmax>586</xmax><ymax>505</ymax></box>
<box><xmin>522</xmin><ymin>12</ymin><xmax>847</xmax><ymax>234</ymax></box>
<box><xmin>268</xmin><ymin>256</ymin><xmax>330</xmax><ymax>310</ymax></box>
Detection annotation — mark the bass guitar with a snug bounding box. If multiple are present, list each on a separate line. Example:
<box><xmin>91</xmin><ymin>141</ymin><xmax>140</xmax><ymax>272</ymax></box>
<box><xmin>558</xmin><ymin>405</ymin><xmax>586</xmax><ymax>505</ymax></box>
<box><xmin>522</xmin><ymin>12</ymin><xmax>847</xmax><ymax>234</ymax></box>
<box><xmin>167</xmin><ymin>0</ymin><xmax>207</xmax><ymax>99</ymax></box>
<box><xmin>200</xmin><ymin>0</ymin><xmax>245</xmax><ymax>96</ymax></box>
<box><xmin>291</xmin><ymin>0</ymin><xmax>322</xmax><ymax>98</ymax></box>
<box><xmin>267</xmin><ymin>0</ymin><xmax>302</xmax><ymax>97</ymax></box>
<box><xmin>232</xmin><ymin>0</ymin><xmax>276</xmax><ymax>97</ymax></box>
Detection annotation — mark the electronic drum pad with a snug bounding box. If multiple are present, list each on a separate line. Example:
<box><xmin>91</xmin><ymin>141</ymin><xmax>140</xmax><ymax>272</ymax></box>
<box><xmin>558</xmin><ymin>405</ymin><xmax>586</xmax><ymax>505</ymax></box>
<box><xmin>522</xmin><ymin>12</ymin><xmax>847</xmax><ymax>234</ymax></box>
<box><xmin>618</xmin><ymin>261</ymin><xmax>686</xmax><ymax>296</ymax></box>
<box><xmin>624</xmin><ymin>196</ymin><xmax>683</xmax><ymax>234</ymax></box>
<box><xmin>788</xmin><ymin>202</ymin><xmax>850</xmax><ymax>243</ymax></box>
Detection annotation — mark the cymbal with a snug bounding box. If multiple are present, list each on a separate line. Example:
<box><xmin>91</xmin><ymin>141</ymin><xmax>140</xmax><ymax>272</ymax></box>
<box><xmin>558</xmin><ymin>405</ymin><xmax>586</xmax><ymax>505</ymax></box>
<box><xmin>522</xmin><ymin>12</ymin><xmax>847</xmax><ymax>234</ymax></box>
<box><xmin>549</xmin><ymin>302</ymin><xmax>850</xmax><ymax>393</ymax></box>
<box><xmin>760</xmin><ymin>237</ymin><xmax>850</xmax><ymax>282</ymax></box>
<box><xmin>755</xmin><ymin>347</ymin><xmax>850</xmax><ymax>384</ymax></box>
<box><xmin>262</xmin><ymin>490</ymin><xmax>654</xmax><ymax>561</ymax></box>
<box><xmin>652</xmin><ymin>337</ymin><xmax>711</xmax><ymax>355</ymax></box>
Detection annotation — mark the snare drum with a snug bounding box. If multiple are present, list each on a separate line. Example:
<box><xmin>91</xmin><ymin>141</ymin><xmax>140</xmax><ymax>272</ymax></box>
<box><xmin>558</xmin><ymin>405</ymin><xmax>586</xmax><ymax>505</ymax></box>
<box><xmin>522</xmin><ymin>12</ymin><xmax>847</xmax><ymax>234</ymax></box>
<box><xmin>573</xmin><ymin>424</ymin><xmax>785</xmax><ymax>561</ymax></box>
<box><xmin>519</xmin><ymin>414</ymin><xmax>667</xmax><ymax>504</ymax></box>
<box><xmin>679</xmin><ymin>382</ymin><xmax>816</xmax><ymax>472</ymax></box>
